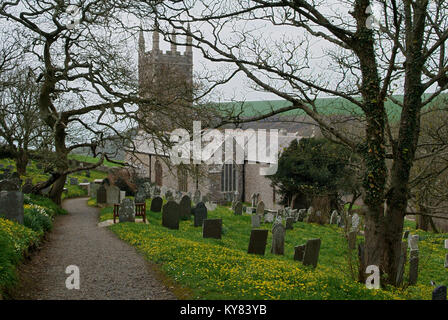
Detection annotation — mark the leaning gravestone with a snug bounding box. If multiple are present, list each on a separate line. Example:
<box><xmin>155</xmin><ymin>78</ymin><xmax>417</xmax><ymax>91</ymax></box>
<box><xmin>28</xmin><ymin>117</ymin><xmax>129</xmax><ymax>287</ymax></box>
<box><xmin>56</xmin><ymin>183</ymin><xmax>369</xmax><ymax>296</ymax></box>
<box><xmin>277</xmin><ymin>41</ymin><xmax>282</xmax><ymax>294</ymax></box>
<box><xmin>248</xmin><ymin>229</ymin><xmax>269</xmax><ymax>255</ymax></box>
<box><xmin>119</xmin><ymin>198</ymin><xmax>135</xmax><ymax>223</ymax></box>
<box><xmin>303</xmin><ymin>238</ymin><xmax>321</xmax><ymax>268</ymax></box>
<box><xmin>294</xmin><ymin>245</ymin><xmax>306</xmax><ymax>261</ymax></box>
<box><xmin>194</xmin><ymin>202</ymin><xmax>208</xmax><ymax>227</ymax></box>
<box><xmin>286</xmin><ymin>217</ymin><xmax>294</xmax><ymax>230</ymax></box>
<box><xmin>432</xmin><ymin>286</ymin><xmax>447</xmax><ymax>300</ymax></box>
<box><xmin>203</xmin><ymin>219</ymin><xmax>222</xmax><ymax>239</ymax></box>
<box><xmin>150</xmin><ymin>196</ymin><xmax>163</xmax><ymax>212</ymax></box>
<box><xmin>106</xmin><ymin>185</ymin><xmax>120</xmax><ymax>204</ymax></box>
<box><xmin>179</xmin><ymin>195</ymin><xmax>192</xmax><ymax>220</ymax></box>
<box><xmin>234</xmin><ymin>201</ymin><xmax>243</xmax><ymax>216</ymax></box>
<box><xmin>0</xmin><ymin>191</ymin><xmax>24</xmax><ymax>224</ymax></box>
<box><xmin>271</xmin><ymin>223</ymin><xmax>286</xmax><ymax>255</ymax></box>
<box><xmin>96</xmin><ymin>185</ymin><xmax>107</xmax><ymax>204</ymax></box>
<box><xmin>162</xmin><ymin>201</ymin><xmax>180</xmax><ymax>230</ymax></box>
<box><xmin>251</xmin><ymin>215</ymin><xmax>261</xmax><ymax>228</ymax></box>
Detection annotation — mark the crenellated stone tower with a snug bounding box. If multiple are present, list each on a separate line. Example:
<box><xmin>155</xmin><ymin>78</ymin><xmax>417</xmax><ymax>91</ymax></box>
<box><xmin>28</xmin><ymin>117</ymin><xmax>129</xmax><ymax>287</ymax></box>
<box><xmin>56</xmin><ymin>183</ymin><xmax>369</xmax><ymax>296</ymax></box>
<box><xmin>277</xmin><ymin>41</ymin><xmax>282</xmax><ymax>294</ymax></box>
<box><xmin>138</xmin><ymin>25</ymin><xmax>193</xmax><ymax>130</ymax></box>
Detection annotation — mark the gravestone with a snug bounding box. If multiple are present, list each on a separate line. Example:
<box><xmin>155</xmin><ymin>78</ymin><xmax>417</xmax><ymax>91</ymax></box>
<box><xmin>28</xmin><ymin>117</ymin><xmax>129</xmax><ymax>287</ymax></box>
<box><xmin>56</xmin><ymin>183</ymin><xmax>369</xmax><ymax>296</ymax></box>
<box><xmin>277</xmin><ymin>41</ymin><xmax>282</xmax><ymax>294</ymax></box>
<box><xmin>286</xmin><ymin>217</ymin><xmax>294</xmax><ymax>230</ymax></box>
<box><xmin>134</xmin><ymin>188</ymin><xmax>146</xmax><ymax>204</ymax></box>
<box><xmin>193</xmin><ymin>202</ymin><xmax>208</xmax><ymax>227</ymax></box>
<box><xmin>251</xmin><ymin>193</ymin><xmax>257</xmax><ymax>207</ymax></box>
<box><xmin>120</xmin><ymin>191</ymin><xmax>126</xmax><ymax>203</ymax></box>
<box><xmin>251</xmin><ymin>215</ymin><xmax>261</xmax><ymax>228</ymax></box>
<box><xmin>143</xmin><ymin>182</ymin><xmax>152</xmax><ymax>198</ymax></box>
<box><xmin>348</xmin><ymin>231</ymin><xmax>357</xmax><ymax>250</ymax></box>
<box><xmin>205</xmin><ymin>201</ymin><xmax>217</xmax><ymax>212</ymax></box>
<box><xmin>330</xmin><ymin>210</ymin><xmax>338</xmax><ymax>225</ymax></box>
<box><xmin>150</xmin><ymin>196</ymin><xmax>163</xmax><ymax>212</ymax></box>
<box><xmin>409</xmin><ymin>249</ymin><xmax>419</xmax><ymax>285</ymax></box>
<box><xmin>408</xmin><ymin>235</ymin><xmax>419</xmax><ymax>250</ymax></box>
<box><xmin>294</xmin><ymin>245</ymin><xmax>306</xmax><ymax>261</ymax></box>
<box><xmin>297</xmin><ymin>209</ymin><xmax>307</xmax><ymax>222</ymax></box>
<box><xmin>119</xmin><ymin>198</ymin><xmax>136</xmax><ymax>223</ymax></box>
<box><xmin>179</xmin><ymin>195</ymin><xmax>192</xmax><ymax>220</ymax></box>
<box><xmin>271</xmin><ymin>223</ymin><xmax>286</xmax><ymax>255</ymax></box>
<box><xmin>432</xmin><ymin>286</ymin><xmax>447</xmax><ymax>300</ymax></box>
<box><xmin>234</xmin><ymin>201</ymin><xmax>243</xmax><ymax>215</ymax></box>
<box><xmin>70</xmin><ymin>178</ymin><xmax>79</xmax><ymax>186</ymax></box>
<box><xmin>0</xmin><ymin>191</ymin><xmax>24</xmax><ymax>224</ymax></box>
<box><xmin>165</xmin><ymin>189</ymin><xmax>174</xmax><ymax>201</ymax></box>
<box><xmin>303</xmin><ymin>238</ymin><xmax>321</xmax><ymax>268</ymax></box>
<box><xmin>0</xmin><ymin>178</ymin><xmax>21</xmax><ymax>191</ymax></box>
<box><xmin>162</xmin><ymin>201</ymin><xmax>180</xmax><ymax>230</ymax></box>
<box><xmin>351</xmin><ymin>213</ymin><xmax>360</xmax><ymax>231</ymax></box>
<box><xmin>248</xmin><ymin>229</ymin><xmax>269</xmax><ymax>255</ymax></box>
<box><xmin>153</xmin><ymin>186</ymin><xmax>161</xmax><ymax>196</ymax></box>
<box><xmin>264</xmin><ymin>212</ymin><xmax>274</xmax><ymax>223</ymax></box>
<box><xmin>90</xmin><ymin>182</ymin><xmax>100</xmax><ymax>198</ymax></box>
<box><xmin>395</xmin><ymin>242</ymin><xmax>408</xmax><ymax>286</ymax></box>
<box><xmin>203</xmin><ymin>219</ymin><xmax>222</xmax><ymax>239</ymax></box>
<box><xmin>106</xmin><ymin>185</ymin><xmax>120</xmax><ymax>204</ymax></box>
<box><xmin>97</xmin><ymin>185</ymin><xmax>107</xmax><ymax>204</ymax></box>
<box><xmin>22</xmin><ymin>179</ymin><xmax>33</xmax><ymax>194</ymax></box>
<box><xmin>403</xmin><ymin>230</ymin><xmax>410</xmax><ymax>239</ymax></box>
<box><xmin>291</xmin><ymin>209</ymin><xmax>298</xmax><ymax>221</ymax></box>
<box><xmin>256</xmin><ymin>201</ymin><xmax>265</xmax><ymax>216</ymax></box>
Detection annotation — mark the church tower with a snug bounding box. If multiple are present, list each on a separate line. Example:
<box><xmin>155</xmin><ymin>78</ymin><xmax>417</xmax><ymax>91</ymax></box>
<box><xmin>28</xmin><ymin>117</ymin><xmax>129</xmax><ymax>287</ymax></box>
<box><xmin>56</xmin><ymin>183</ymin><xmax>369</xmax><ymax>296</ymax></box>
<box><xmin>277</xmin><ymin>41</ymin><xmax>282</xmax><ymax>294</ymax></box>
<box><xmin>138</xmin><ymin>24</ymin><xmax>194</xmax><ymax>130</ymax></box>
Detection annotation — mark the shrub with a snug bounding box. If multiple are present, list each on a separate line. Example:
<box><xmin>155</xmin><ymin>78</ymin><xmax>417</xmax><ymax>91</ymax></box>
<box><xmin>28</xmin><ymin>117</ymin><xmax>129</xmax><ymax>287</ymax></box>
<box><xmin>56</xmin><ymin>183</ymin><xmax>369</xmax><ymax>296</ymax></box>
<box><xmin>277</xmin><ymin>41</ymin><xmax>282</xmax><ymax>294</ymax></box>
<box><xmin>23</xmin><ymin>205</ymin><xmax>53</xmax><ymax>235</ymax></box>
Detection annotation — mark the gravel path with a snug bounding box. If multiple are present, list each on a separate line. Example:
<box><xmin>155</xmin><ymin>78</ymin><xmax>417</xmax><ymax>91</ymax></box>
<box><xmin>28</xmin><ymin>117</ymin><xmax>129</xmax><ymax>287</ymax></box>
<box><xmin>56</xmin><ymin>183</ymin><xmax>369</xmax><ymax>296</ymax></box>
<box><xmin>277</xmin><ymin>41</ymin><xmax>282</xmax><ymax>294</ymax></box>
<box><xmin>11</xmin><ymin>197</ymin><xmax>176</xmax><ymax>300</ymax></box>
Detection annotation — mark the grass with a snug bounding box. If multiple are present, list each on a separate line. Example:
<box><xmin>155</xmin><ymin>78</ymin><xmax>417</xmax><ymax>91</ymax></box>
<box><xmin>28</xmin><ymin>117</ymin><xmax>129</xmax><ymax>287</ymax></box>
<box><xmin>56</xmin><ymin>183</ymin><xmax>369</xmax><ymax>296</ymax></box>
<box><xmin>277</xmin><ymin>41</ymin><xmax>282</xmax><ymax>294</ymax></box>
<box><xmin>97</xmin><ymin>199</ymin><xmax>447</xmax><ymax>300</ymax></box>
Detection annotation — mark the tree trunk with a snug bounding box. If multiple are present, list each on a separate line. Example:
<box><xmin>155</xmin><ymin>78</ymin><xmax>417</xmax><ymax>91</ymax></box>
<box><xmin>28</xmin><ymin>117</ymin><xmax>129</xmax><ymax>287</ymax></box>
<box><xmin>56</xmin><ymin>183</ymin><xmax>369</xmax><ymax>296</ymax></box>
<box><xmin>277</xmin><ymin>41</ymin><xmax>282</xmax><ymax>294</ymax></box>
<box><xmin>15</xmin><ymin>150</ymin><xmax>28</xmax><ymax>176</ymax></box>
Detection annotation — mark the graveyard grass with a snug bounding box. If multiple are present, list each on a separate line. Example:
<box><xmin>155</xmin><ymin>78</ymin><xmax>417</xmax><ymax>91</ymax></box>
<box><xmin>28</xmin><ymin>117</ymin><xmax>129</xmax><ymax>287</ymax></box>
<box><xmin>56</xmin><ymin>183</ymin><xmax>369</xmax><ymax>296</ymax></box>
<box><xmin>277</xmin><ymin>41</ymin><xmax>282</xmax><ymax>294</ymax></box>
<box><xmin>101</xmin><ymin>200</ymin><xmax>447</xmax><ymax>300</ymax></box>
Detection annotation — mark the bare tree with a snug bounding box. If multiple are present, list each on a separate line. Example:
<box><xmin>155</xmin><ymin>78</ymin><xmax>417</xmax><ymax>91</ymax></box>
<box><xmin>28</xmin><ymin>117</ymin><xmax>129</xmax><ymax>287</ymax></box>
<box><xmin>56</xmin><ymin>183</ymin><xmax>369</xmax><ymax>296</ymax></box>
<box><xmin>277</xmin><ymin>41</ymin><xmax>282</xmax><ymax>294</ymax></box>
<box><xmin>148</xmin><ymin>0</ymin><xmax>448</xmax><ymax>285</ymax></box>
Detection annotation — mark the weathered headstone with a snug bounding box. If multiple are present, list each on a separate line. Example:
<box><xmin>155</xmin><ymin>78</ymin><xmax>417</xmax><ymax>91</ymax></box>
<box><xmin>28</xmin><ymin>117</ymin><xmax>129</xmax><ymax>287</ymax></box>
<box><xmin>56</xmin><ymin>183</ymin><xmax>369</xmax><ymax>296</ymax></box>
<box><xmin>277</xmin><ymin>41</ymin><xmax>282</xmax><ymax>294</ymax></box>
<box><xmin>0</xmin><ymin>178</ymin><xmax>21</xmax><ymax>191</ymax></box>
<box><xmin>165</xmin><ymin>189</ymin><xmax>174</xmax><ymax>201</ymax></box>
<box><xmin>408</xmin><ymin>235</ymin><xmax>419</xmax><ymax>250</ymax></box>
<box><xmin>203</xmin><ymin>219</ymin><xmax>222</xmax><ymax>239</ymax></box>
<box><xmin>234</xmin><ymin>201</ymin><xmax>243</xmax><ymax>215</ymax></box>
<box><xmin>193</xmin><ymin>202</ymin><xmax>208</xmax><ymax>227</ymax></box>
<box><xmin>248</xmin><ymin>229</ymin><xmax>269</xmax><ymax>255</ymax></box>
<box><xmin>119</xmin><ymin>198</ymin><xmax>135</xmax><ymax>223</ymax></box>
<box><xmin>271</xmin><ymin>223</ymin><xmax>286</xmax><ymax>255</ymax></box>
<box><xmin>120</xmin><ymin>191</ymin><xmax>126</xmax><ymax>203</ymax></box>
<box><xmin>179</xmin><ymin>195</ymin><xmax>192</xmax><ymax>220</ymax></box>
<box><xmin>294</xmin><ymin>245</ymin><xmax>306</xmax><ymax>261</ymax></box>
<box><xmin>351</xmin><ymin>213</ymin><xmax>360</xmax><ymax>231</ymax></box>
<box><xmin>97</xmin><ymin>185</ymin><xmax>107</xmax><ymax>204</ymax></box>
<box><xmin>106</xmin><ymin>185</ymin><xmax>120</xmax><ymax>205</ymax></box>
<box><xmin>161</xmin><ymin>201</ymin><xmax>180</xmax><ymax>230</ymax></box>
<box><xmin>432</xmin><ymin>286</ymin><xmax>447</xmax><ymax>300</ymax></box>
<box><xmin>150</xmin><ymin>196</ymin><xmax>163</xmax><ymax>212</ymax></box>
<box><xmin>251</xmin><ymin>215</ymin><xmax>261</xmax><ymax>228</ymax></box>
<box><xmin>302</xmin><ymin>238</ymin><xmax>321</xmax><ymax>268</ymax></box>
<box><xmin>256</xmin><ymin>201</ymin><xmax>265</xmax><ymax>216</ymax></box>
<box><xmin>286</xmin><ymin>217</ymin><xmax>294</xmax><ymax>230</ymax></box>
<box><xmin>0</xmin><ymin>191</ymin><xmax>24</xmax><ymax>224</ymax></box>
<box><xmin>251</xmin><ymin>193</ymin><xmax>257</xmax><ymax>207</ymax></box>
<box><xmin>409</xmin><ymin>249</ymin><xmax>419</xmax><ymax>285</ymax></box>
<box><xmin>134</xmin><ymin>188</ymin><xmax>146</xmax><ymax>204</ymax></box>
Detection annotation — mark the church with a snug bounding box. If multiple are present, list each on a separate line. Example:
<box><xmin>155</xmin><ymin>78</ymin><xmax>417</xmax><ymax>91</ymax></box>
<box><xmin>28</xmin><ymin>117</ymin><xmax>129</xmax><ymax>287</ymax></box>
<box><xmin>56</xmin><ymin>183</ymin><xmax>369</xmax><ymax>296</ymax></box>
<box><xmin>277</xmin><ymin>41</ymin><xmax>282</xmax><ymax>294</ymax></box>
<box><xmin>126</xmin><ymin>28</ymin><xmax>314</xmax><ymax>210</ymax></box>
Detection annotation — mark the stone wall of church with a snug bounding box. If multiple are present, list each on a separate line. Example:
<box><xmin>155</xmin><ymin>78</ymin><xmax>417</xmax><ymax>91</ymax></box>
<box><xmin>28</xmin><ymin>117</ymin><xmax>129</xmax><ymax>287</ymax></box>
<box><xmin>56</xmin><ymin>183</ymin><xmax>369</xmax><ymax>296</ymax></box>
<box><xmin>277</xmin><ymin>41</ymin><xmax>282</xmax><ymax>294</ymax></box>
<box><xmin>244</xmin><ymin>163</ymin><xmax>281</xmax><ymax>210</ymax></box>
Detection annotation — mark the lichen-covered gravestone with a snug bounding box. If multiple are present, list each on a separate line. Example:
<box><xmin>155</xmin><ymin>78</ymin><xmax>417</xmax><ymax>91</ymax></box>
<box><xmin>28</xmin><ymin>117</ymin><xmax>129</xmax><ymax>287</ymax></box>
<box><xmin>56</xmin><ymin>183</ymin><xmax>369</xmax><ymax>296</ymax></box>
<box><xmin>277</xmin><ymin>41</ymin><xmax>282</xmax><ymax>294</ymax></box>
<box><xmin>248</xmin><ymin>229</ymin><xmax>268</xmax><ymax>255</ymax></box>
<box><xmin>0</xmin><ymin>191</ymin><xmax>24</xmax><ymax>224</ymax></box>
<box><xmin>271</xmin><ymin>223</ymin><xmax>286</xmax><ymax>255</ymax></box>
<box><xmin>119</xmin><ymin>198</ymin><xmax>135</xmax><ymax>223</ymax></box>
<box><xmin>194</xmin><ymin>202</ymin><xmax>208</xmax><ymax>227</ymax></box>
<box><xmin>203</xmin><ymin>219</ymin><xmax>222</xmax><ymax>239</ymax></box>
<box><xmin>179</xmin><ymin>195</ymin><xmax>192</xmax><ymax>220</ymax></box>
<box><xmin>162</xmin><ymin>201</ymin><xmax>180</xmax><ymax>230</ymax></box>
<box><xmin>150</xmin><ymin>196</ymin><xmax>163</xmax><ymax>212</ymax></box>
<box><xmin>105</xmin><ymin>185</ymin><xmax>120</xmax><ymax>205</ymax></box>
<box><xmin>302</xmin><ymin>238</ymin><xmax>321</xmax><ymax>268</ymax></box>
<box><xmin>96</xmin><ymin>185</ymin><xmax>107</xmax><ymax>204</ymax></box>
<box><xmin>134</xmin><ymin>187</ymin><xmax>146</xmax><ymax>204</ymax></box>
<box><xmin>234</xmin><ymin>201</ymin><xmax>242</xmax><ymax>216</ymax></box>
